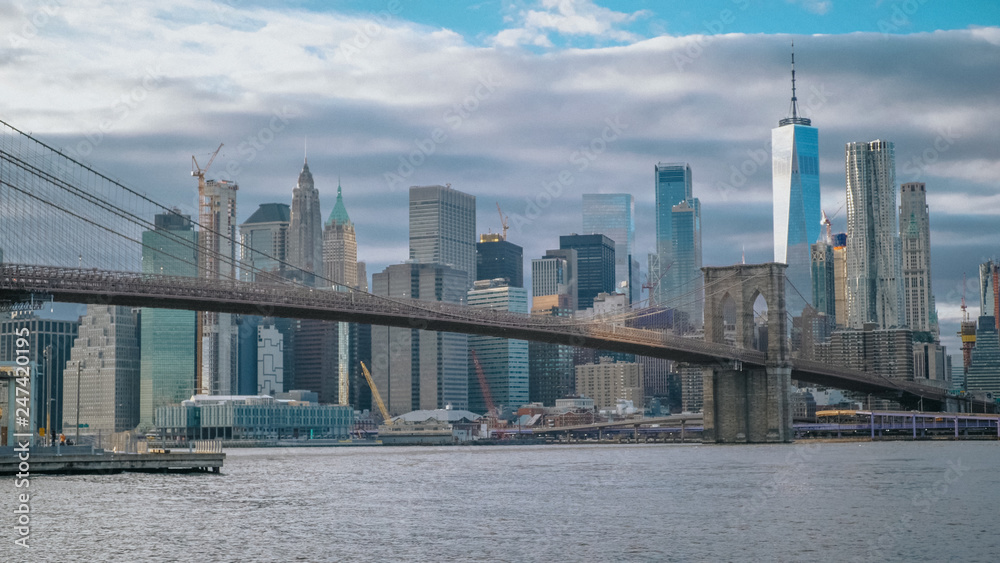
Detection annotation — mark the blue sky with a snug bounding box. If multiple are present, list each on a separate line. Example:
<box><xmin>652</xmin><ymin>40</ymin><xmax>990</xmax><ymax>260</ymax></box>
<box><xmin>298</xmin><ymin>0</ymin><xmax>1000</xmax><ymax>41</ymax></box>
<box><xmin>1</xmin><ymin>0</ymin><xmax>999</xmax><ymax>355</ymax></box>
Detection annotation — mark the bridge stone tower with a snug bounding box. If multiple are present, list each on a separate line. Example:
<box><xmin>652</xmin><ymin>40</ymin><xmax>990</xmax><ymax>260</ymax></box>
<box><xmin>702</xmin><ymin>263</ymin><xmax>792</xmax><ymax>443</ymax></box>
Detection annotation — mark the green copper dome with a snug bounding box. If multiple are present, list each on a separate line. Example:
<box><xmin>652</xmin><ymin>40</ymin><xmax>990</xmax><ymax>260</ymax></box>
<box><xmin>326</xmin><ymin>183</ymin><xmax>351</xmax><ymax>227</ymax></box>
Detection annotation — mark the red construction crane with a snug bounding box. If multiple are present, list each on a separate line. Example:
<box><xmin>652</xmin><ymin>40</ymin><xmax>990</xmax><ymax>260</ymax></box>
<box><xmin>470</xmin><ymin>349</ymin><xmax>498</xmax><ymax>418</ymax></box>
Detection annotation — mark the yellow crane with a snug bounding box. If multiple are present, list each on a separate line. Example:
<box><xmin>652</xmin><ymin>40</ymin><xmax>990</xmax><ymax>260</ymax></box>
<box><xmin>360</xmin><ymin>361</ymin><xmax>393</xmax><ymax>426</ymax></box>
<box><xmin>496</xmin><ymin>202</ymin><xmax>509</xmax><ymax>241</ymax></box>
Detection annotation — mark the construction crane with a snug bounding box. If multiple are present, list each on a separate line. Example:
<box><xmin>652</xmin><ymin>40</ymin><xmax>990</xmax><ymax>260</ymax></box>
<box><xmin>191</xmin><ymin>143</ymin><xmax>223</xmax><ymax>190</ymax></box>
<box><xmin>496</xmin><ymin>202</ymin><xmax>509</xmax><ymax>241</ymax></box>
<box><xmin>360</xmin><ymin>361</ymin><xmax>393</xmax><ymax>426</ymax></box>
<box><xmin>642</xmin><ymin>260</ymin><xmax>672</xmax><ymax>306</ymax></box>
<box><xmin>190</xmin><ymin>143</ymin><xmax>222</xmax><ymax>395</ymax></box>
<box><xmin>958</xmin><ymin>273</ymin><xmax>977</xmax><ymax>384</ymax></box>
<box><xmin>470</xmin><ymin>350</ymin><xmax>499</xmax><ymax>419</ymax></box>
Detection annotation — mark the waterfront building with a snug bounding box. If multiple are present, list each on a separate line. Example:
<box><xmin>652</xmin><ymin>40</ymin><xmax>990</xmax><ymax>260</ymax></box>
<box><xmin>966</xmin><ymin>316</ymin><xmax>1000</xmax><ymax>394</ymax></box>
<box><xmin>239</xmin><ymin>203</ymin><xmax>290</xmax><ymax>282</ymax></box>
<box><xmin>63</xmin><ymin>305</ymin><xmax>141</xmax><ymax>434</ymax></box>
<box><xmin>680</xmin><ymin>365</ymin><xmax>704</xmax><ymax>413</ymax></box>
<box><xmin>575</xmin><ymin>356</ymin><xmax>643</xmax><ymax>412</ymax></box>
<box><xmin>0</xmin><ymin>315</ymin><xmax>78</xmax><ymax>436</ymax></box>
<box><xmin>845</xmin><ymin>140</ymin><xmax>904</xmax><ymax>329</ymax></box>
<box><xmin>899</xmin><ymin>182</ymin><xmax>938</xmax><ymax>336</ymax></box>
<box><xmin>467</xmin><ymin>279</ymin><xmax>529</xmax><ymax>416</ymax></box>
<box><xmin>257</xmin><ymin>323</ymin><xmax>284</xmax><ymax>396</ymax></box>
<box><xmin>0</xmin><ymin>361</ymin><xmax>39</xmax><ymax>446</ymax></box>
<box><xmin>288</xmin><ymin>160</ymin><xmax>323</xmax><ymax>285</ymax></box>
<box><xmin>198</xmin><ymin>178</ymin><xmax>239</xmax><ymax>396</ymax></box>
<box><xmin>139</xmin><ymin>211</ymin><xmax>198</xmax><ymax>429</ymax></box>
<box><xmin>155</xmin><ymin>394</ymin><xmax>354</xmax><ymax>441</ymax></box>
<box><xmin>772</xmin><ymin>47</ymin><xmax>821</xmax><ymax>316</ymax></box>
<box><xmin>559</xmin><ymin>234</ymin><xmax>615</xmax><ymax>311</ymax></box>
<box><xmin>582</xmin><ymin>193</ymin><xmax>638</xmax><ymax>302</ymax></box>
<box><xmin>409</xmin><ymin>184</ymin><xmax>477</xmax><ymax>289</ymax></box>
<box><xmin>476</xmin><ymin>234</ymin><xmax>523</xmax><ymax>288</ymax></box>
<box><xmin>371</xmin><ymin>263</ymin><xmax>469</xmax><ymax>414</ymax></box>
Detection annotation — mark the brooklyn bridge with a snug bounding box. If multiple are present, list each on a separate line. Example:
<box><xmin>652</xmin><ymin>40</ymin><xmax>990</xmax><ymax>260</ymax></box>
<box><xmin>0</xmin><ymin>118</ymin><xmax>978</xmax><ymax>443</ymax></box>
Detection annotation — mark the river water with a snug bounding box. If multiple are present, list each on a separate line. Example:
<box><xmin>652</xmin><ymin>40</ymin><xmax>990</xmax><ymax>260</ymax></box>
<box><xmin>3</xmin><ymin>441</ymin><xmax>998</xmax><ymax>562</ymax></box>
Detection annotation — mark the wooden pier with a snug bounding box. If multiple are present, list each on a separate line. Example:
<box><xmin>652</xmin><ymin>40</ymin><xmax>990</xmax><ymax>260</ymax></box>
<box><xmin>1</xmin><ymin>446</ymin><xmax>225</xmax><ymax>475</ymax></box>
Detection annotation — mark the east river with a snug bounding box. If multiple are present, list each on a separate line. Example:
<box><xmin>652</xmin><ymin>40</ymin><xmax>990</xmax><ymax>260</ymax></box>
<box><xmin>2</xmin><ymin>441</ymin><xmax>998</xmax><ymax>562</ymax></box>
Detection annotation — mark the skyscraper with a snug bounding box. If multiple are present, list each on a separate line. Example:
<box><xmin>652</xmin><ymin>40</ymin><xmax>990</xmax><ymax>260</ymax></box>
<box><xmin>1</xmin><ymin>314</ymin><xmax>78</xmax><ymax>436</ymax></box>
<box><xmin>323</xmin><ymin>182</ymin><xmax>359</xmax><ymax>289</ymax></box>
<box><xmin>582</xmin><ymin>193</ymin><xmax>636</xmax><ymax>302</ymax></box>
<box><xmin>772</xmin><ymin>46</ymin><xmax>821</xmax><ymax>315</ymax></box>
<box><xmin>670</xmin><ymin>198</ymin><xmax>703</xmax><ymax>328</ymax></box>
<box><xmin>371</xmin><ymin>263</ymin><xmax>469</xmax><ymax>414</ymax></box>
<box><xmin>198</xmin><ymin>178</ymin><xmax>239</xmax><ymax>396</ymax></box>
<box><xmin>63</xmin><ymin>305</ymin><xmax>140</xmax><ymax>434</ymax></box>
<box><xmin>467</xmin><ymin>279</ymin><xmax>529</xmax><ymax>415</ymax></box>
<box><xmin>559</xmin><ymin>234</ymin><xmax>615</xmax><ymax>311</ymax></box>
<box><xmin>653</xmin><ymin>162</ymin><xmax>692</xmax><ymax>306</ymax></box>
<box><xmin>532</xmin><ymin>248</ymin><xmax>577</xmax><ymax>312</ymax></box>
<box><xmin>140</xmin><ymin>211</ymin><xmax>198</xmax><ymax>429</ymax></box>
<box><xmin>321</xmin><ymin>180</ymin><xmax>361</xmax><ymax>406</ymax></box>
<box><xmin>810</xmin><ymin>212</ymin><xmax>836</xmax><ymax>320</ymax></box>
<box><xmin>845</xmin><ymin>140</ymin><xmax>904</xmax><ymax>329</ymax></box>
<box><xmin>980</xmin><ymin>260</ymin><xmax>999</xmax><ymax>332</ymax></box>
<box><xmin>832</xmin><ymin>233</ymin><xmax>848</xmax><ymax>327</ymax></box>
<box><xmin>409</xmin><ymin>184</ymin><xmax>476</xmax><ymax>289</ymax></box>
<box><xmin>899</xmin><ymin>182</ymin><xmax>938</xmax><ymax>336</ymax></box>
<box><xmin>965</xmin><ymin>316</ymin><xmax>999</xmax><ymax>394</ymax></box>
<box><xmin>288</xmin><ymin>160</ymin><xmax>323</xmax><ymax>285</ymax></box>
<box><xmin>476</xmin><ymin>234</ymin><xmax>523</xmax><ymax>287</ymax></box>
<box><xmin>239</xmin><ymin>203</ymin><xmax>290</xmax><ymax>282</ymax></box>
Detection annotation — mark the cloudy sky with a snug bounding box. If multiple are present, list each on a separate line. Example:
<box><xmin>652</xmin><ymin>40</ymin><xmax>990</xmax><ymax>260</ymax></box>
<box><xmin>2</xmin><ymin>0</ymin><xmax>999</xmax><ymax>353</ymax></box>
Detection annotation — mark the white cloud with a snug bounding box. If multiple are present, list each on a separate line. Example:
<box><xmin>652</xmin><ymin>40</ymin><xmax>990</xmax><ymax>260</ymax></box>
<box><xmin>788</xmin><ymin>0</ymin><xmax>832</xmax><ymax>15</ymax></box>
<box><xmin>491</xmin><ymin>0</ymin><xmax>648</xmax><ymax>47</ymax></box>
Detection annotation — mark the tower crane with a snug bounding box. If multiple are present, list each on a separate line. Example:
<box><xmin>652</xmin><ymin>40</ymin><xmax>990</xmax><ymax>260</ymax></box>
<box><xmin>360</xmin><ymin>361</ymin><xmax>393</xmax><ymax>426</ymax></box>
<box><xmin>496</xmin><ymin>202</ymin><xmax>509</xmax><ymax>241</ymax></box>
<box><xmin>191</xmin><ymin>143</ymin><xmax>223</xmax><ymax>190</ymax></box>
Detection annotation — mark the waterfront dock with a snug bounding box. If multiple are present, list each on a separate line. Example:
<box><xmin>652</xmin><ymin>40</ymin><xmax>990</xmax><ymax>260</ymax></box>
<box><xmin>0</xmin><ymin>444</ymin><xmax>225</xmax><ymax>475</ymax></box>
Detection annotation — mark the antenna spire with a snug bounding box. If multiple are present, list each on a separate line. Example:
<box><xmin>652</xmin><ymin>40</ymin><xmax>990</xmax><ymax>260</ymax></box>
<box><xmin>790</xmin><ymin>41</ymin><xmax>798</xmax><ymax>119</ymax></box>
<box><xmin>779</xmin><ymin>41</ymin><xmax>811</xmax><ymax>126</ymax></box>
<box><xmin>304</xmin><ymin>137</ymin><xmax>308</xmax><ymax>164</ymax></box>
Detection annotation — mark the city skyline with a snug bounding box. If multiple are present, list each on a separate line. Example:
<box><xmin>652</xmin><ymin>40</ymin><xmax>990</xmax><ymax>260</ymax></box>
<box><xmin>2</xmin><ymin>1</ymin><xmax>998</xmax><ymax>357</ymax></box>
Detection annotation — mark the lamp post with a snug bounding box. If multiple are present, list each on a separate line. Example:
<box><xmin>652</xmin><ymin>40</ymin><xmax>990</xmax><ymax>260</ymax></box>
<box><xmin>75</xmin><ymin>360</ymin><xmax>82</xmax><ymax>444</ymax></box>
<box><xmin>43</xmin><ymin>344</ymin><xmax>52</xmax><ymax>446</ymax></box>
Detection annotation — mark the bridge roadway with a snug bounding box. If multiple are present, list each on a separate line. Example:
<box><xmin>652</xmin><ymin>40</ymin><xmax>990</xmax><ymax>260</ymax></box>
<box><xmin>0</xmin><ymin>263</ymin><xmax>968</xmax><ymax>407</ymax></box>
